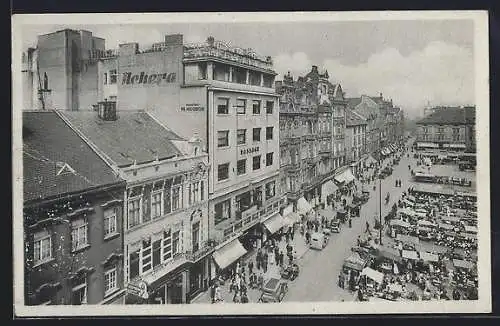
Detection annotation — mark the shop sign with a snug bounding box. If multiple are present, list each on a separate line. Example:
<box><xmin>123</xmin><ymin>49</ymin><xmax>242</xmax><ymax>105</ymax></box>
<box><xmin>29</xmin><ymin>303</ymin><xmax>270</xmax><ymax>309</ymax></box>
<box><xmin>127</xmin><ymin>280</ymin><xmax>149</xmax><ymax>299</ymax></box>
<box><xmin>122</xmin><ymin>72</ymin><xmax>177</xmax><ymax>86</ymax></box>
<box><xmin>240</xmin><ymin>146</ymin><xmax>259</xmax><ymax>156</ymax></box>
<box><xmin>181</xmin><ymin>104</ymin><xmax>204</xmax><ymax>112</ymax></box>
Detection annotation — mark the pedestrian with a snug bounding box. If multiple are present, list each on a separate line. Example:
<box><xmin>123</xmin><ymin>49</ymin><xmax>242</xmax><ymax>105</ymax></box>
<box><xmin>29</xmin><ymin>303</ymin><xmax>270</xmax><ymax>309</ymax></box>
<box><xmin>348</xmin><ymin>217</ymin><xmax>352</xmax><ymax>228</ymax></box>
<box><xmin>248</xmin><ymin>260</ymin><xmax>253</xmax><ymax>275</ymax></box>
<box><xmin>365</xmin><ymin>221</ymin><xmax>370</xmax><ymax>233</ymax></box>
<box><xmin>357</xmin><ymin>235</ymin><xmax>361</xmax><ymax>247</ymax></box>
<box><xmin>256</xmin><ymin>248</ymin><xmax>262</xmax><ymax>270</ymax></box>
<box><xmin>210</xmin><ymin>283</ymin><xmax>216</xmax><ymax>303</ymax></box>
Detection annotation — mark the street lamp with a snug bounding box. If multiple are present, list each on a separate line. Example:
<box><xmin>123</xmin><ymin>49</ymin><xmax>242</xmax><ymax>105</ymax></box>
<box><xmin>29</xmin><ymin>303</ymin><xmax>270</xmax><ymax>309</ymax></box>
<box><xmin>378</xmin><ymin>156</ymin><xmax>383</xmax><ymax>246</ymax></box>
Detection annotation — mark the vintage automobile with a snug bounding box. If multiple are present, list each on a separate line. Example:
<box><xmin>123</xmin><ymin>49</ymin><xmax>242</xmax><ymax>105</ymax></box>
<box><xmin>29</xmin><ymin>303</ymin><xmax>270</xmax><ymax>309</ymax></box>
<box><xmin>258</xmin><ymin>278</ymin><xmax>289</xmax><ymax>303</ymax></box>
<box><xmin>330</xmin><ymin>219</ymin><xmax>341</xmax><ymax>233</ymax></box>
<box><xmin>281</xmin><ymin>263</ymin><xmax>300</xmax><ymax>281</ymax></box>
<box><xmin>459</xmin><ymin>162</ymin><xmax>475</xmax><ymax>171</ymax></box>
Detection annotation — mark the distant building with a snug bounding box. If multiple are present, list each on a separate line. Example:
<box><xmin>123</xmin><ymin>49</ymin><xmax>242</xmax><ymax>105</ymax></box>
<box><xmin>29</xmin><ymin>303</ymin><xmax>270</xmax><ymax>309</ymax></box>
<box><xmin>345</xmin><ymin>109</ymin><xmax>367</xmax><ymax>176</ymax></box>
<box><xmin>415</xmin><ymin>106</ymin><xmax>476</xmax><ymax>152</ymax></box>
<box><xmin>347</xmin><ymin>95</ymin><xmax>380</xmax><ymax>158</ymax></box>
<box><xmin>23</xmin><ymin>111</ymin><xmax>126</xmax><ymax>305</ymax></box>
<box><xmin>58</xmin><ymin>104</ymin><xmax>210</xmax><ymax>304</ymax></box>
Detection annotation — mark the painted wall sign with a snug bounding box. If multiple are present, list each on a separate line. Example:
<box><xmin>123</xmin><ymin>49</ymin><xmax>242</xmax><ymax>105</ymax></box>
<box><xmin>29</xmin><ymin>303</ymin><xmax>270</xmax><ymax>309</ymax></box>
<box><xmin>127</xmin><ymin>280</ymin><xmax>149</xmax><ymax>299</ymax></box>
<box><xmin>122</xmin><ymin>72</ymin><xmax>177</xmax><ymax>86</ymax></box>
<box><xmin>240</xmin><ymin>146</ymin><xmax>260</xmax><ymax>155</ymax></box>
<box><xmin>181</xmin><ymin>104</ymin><xmax>205</xmax><ymax>112</ymax></box>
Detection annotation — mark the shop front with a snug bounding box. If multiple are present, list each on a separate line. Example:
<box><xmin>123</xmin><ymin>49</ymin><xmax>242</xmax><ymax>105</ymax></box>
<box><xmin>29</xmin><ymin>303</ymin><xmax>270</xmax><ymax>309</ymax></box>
<box><xmin>334</xmin><ymin>167</ymin><xmax>356</xmax><ymax>188</ymax></box>
<box><xmin>261</xmin><ymin>212</ymin><xmax>287</xmax><ymax>238</ymax></box>
<box><xmin>321</xmin><ymin>180</ymin><xmax>339</xmax><ymax>208</ymax></box>
<box><xmin>211</xmin><ymin>238</ymin><xmax>248</xmax><ymax>281</ymax></box>
<box><xmin>125</xmin><ymin>262</ymin><xmax>189</xmax><ymax>305</ymax></box>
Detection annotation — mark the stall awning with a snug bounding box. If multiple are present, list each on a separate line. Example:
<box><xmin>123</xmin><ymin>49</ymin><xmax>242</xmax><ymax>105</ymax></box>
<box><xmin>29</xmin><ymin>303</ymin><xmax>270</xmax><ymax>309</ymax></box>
<box><xmin>402</xmin><ymin>250</ymin><xmax>419</xmax><ymax>260</ymax></box>
<box><xmin>464</xmin><ymin>225</ymin><xmax>478</xmax><ymax>234</ymax></box>
<box><xmin>377</xmin><ymin>246</ymin><xmax>402</xmax><ymax>262</ymax></box>
<box><xmin>321</xmin><ymin>180</ymin><xmax>339</xmax><ymax>197</ymax></box>
<box><xmin>437</xmin><ymin>222</ymin><xmax>455</xmax><ymax>231</ymax></box>
<box><xmin>334</xmin><ymin>168</ymin><xmax>356</xmax><ymax>184</ymax></box>
<box><xmin>212</xmin><ymin>239</ymin><xmax>247</xmax><ymax>270</ymax></box>
<box><xmin>361</xmin><ymin>267</ymin><xmax>384</xmax><ymax>284</ymax></box>
<box><xmin>397</xmin><ymin>234</ymin><xmax>420</xmax><ymax>246</ymax></box>
<box><xmin>417</xmin><ymin>142</ymin><xmax>439</xmax><ymax>148</ymax></box>
<box><xmin>453</xmin><ymin>259</ymin><xmax>474</xmax><ymax>270</ymax></box>
<box><xmin>399</xmin><ymin>208</ymin><xmax>415</xmax><ymax>216</ymax></box>
<box><xmin>449</xmin><ymin>143</ymin><xmax>466</xmax><ymax>149</ymax></box>
<box><xmin>297</xmin><ymin>197</ymin><xmax>313</xmax><ymax>215</ymax></box>
<box><xmin>419</xmin><ymin>251</ymin><xmax>439</xmax><ymax>263</ymax></box>
<box><xmin>417</xmin><ymin>219</ymin><xmax>436</xmax><ymax>227</ymax></box>
<box><xmin>263</xmin><ymin>213</ymin><xmax>286</xmax><ymax>234</ymax></box>
<box><xmin>390</xmin><ymin>219</ymin><xmax>411</xmax><ymax>229</ymax></box>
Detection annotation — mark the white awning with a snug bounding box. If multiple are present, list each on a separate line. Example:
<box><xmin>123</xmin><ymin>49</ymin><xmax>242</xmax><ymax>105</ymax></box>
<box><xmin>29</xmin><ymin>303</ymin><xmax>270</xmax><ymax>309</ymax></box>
<box><xmin>390</xmin><ymin>219</ymin><xmax>411</xmax><ymax>229</ymax></box>
<box><xmin>464</xmin><ymin>225</ymin><xmax>478</xmax><ymax>234</ymax></box>
<box><xmin>417</xmin><ymin>220</ymin><xmax>436</xmax><ymax>227</ymax></box>
<box><xmin>282</xmin><ymin>204</ymin><xmax>294</xmax><ymax>217</ymax></box>
<box><xmin>334</xmin><ymin>168</ymin><xmax>356</xmax><ymax>184</ymax></box>
<box><xmin>453</xmin><ymin>259</ymin><xmax>474</xmax><ymax>270</ymax></box>
<box><xmin>449</xmin><ymin>143</ymin><xmax>466</xmax><ymax>149</ymax></box>
<box><xmin>297</xmin><ymin>197</ymin><xmax>313</xmax><ymax>215</ymax></box>
<box><xmin>417</xmin><ymin>142</ymin><xmax>439</xmax><ymax>148</ymax></box>
<box><xmin>419</xmin><ymin>251</ymin><xmax>439</xmax><ymax>263</ymax></box>
<box><xmin>212</xmin><ymin>239</ymin><xmax>247</xmax><ymax>270</ymax></box>
<box><xmin>263</xmin><ymin>213</ymin><xmax>285</xmax><ymax>234</ymax></box>
<box><xmin>397</xmin><ymin>234</ymin><xmax>420</xmax><ymax>246</ymax></box>
<box><xmin>321</xmin><ymin>180</ymin><xmax>338</xmax><ymax>197</ymax></box>
<box><xmin>402</xmin><ymin>250</ymin><xmax>419</xmax><ymax>260</ymax></box>
<box><xmin>361</xmin><ymin>267</ymin><xmax>384</xmax><ymax>284</ymax></box>
<box><xmin>284</xmin><ymin>212</ymin><xmax>301</xmax><ymax>226</ymax></box>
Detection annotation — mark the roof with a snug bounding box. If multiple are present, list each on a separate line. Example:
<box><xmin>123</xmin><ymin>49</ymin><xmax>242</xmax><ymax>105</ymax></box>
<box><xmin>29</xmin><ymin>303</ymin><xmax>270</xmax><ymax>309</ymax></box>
<box><xmin>60</xmin><ymin>110</ymin><xmax>184</xmax><ymax>167</ymax></box>
<box><xmin>346</xmin><ymin>109</ymin><xmax>367</xmax><ymax>126</ymax></box>
<box><xmin>23</xmin><ymin>111</ymin><xmax>123</xmax><ymax>203</ymax></box>
<box><xmin>417</xmin><ymin>107</ymin><xmax>475</xmax><ymax>125</ymax></box>
<box><xmin>346</xmin><ymin>97</ymin><xmax>362</xmax><ymax>109</ymax></box>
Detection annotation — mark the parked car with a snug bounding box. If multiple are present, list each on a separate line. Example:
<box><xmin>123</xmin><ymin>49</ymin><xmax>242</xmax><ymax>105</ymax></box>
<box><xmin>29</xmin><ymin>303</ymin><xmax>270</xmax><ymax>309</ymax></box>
<box><xmin>281</xmin><ymin>263</ymin><xmax>300</xmax><ymax>281</ymax></box>
<box><xmin>330</xmin><ymin>220</ymin><xmax>341</xmax><ymax>233</ymax></box>
<box><xmin>258</xmin><ymin>278</ymin><xmax>288</xmax><ymax>303</ymax></box>
<box><xmin>310</xmin><ymin>232</ymin><xmax>328</xmax><ymax>250</ymax></box>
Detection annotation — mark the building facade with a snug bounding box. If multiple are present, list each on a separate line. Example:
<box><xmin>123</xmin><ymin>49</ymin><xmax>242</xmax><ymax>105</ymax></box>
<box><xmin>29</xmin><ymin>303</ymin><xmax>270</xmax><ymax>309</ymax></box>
<box><xmin>347</xmin><ymin>95</ymin><xmax>380</xmax><ymax>158</ymax></box>
<box><xmin>345</xmin><ymin>109</ymin><xmax>367</xmax><ymax>176</ymax></box>
<box><xmin>415</xmin><ymin>106</ymin><xmax>476</xmax><ymax>152</ymax></box>
<box><xmin>23</xmin><ymin>111</ymin><xmax>127</xmax><ymax>305</ymax></box>
<box><xmin>276</xmin><ymin>66</ymin><xmax>347</xmax><ymax>210</ymax></box>
<box><xmin>59</xmin><ymin>105</ymin><xmax>211</xmax><ymax>304</ymax></box>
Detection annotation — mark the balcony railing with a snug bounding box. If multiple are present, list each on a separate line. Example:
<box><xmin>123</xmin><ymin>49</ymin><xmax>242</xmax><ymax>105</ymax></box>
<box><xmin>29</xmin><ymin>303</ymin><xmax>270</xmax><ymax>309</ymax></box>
<box><xmin>185</xmin><ymin>240</ymin><xmax>217</xmax><ymax>262</ymax></box>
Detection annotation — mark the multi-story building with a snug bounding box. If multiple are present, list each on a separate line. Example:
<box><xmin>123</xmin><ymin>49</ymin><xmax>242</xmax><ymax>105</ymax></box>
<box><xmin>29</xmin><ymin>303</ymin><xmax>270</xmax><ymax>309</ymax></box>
<box><xmin>347</xmin><ymin>95</ymin><xmax>380</xmax><ymax>158</ymax></box>
<box><xmin>415</xmin><ymin>106</ymin><xmax>476</xmax><ymax>152</ymax></box>
<box><xmin>58</xmin><ymin>103</ymin><xmax>210</xmax><ymax>304</ymax></box>
<box><xmin>23</xmin><ymin>110</ymin><xmax>127</xmax><ymax>305</ymax></box>
<box><xmin>345</xmin><ymin>109</ymin><xmax>367</xmax><ymax>177</ymax></box>
<box><xmin>277</xmin><ymin>66</ymin><xmax>348</xmax><ymax>212</ymax></box>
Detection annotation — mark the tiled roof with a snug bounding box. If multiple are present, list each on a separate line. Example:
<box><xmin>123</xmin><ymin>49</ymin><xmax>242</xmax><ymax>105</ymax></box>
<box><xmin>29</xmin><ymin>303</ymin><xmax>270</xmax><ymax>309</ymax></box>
<box><xmin>346</xmin><ymin>109</ymin><xmax>367</xmax><ymax>126</ymax></box>
<box><xmin>23</xmin><ymin>111</ymin><xmax>122</xmax><ymax>203</ymax></box>
<box><xmin>346</xmin><ymin>97</ymin><xmax>362</xmax><ymax>109</ymax></box>
<box><xmin>417</xmin><ymin>107</ymin><xmax>475</xmax><ymax>125</ymax></box>
<box><xmin>61</xmin><ymin>110</ymin><xmax>184</xmax><ymax>167</ymax></box>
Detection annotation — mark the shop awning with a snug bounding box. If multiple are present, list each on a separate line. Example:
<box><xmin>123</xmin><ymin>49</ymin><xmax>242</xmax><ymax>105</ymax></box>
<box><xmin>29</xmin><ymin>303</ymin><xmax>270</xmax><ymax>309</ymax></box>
<box><xmin>361</xmin><ymin>267</ymin><xmax>384</xmax><ymax>284</ymax></box>
<box><xmin>334</xmin><ymin>168</ymin><xmax>356</xmax><ymax>184</ymax></box>
<box><xmin>263</xmin><ymin>213</ymin><xmax>286</xmax><ymax>234</ymax></box>
<box><xmin>365</xmin><ymin>155</ymin><xmax>377</xmax><ymax>165</ymax></box>
<box><xmin>419</xmin><ymin>251</ymin><xmax>439</xmax><ymax>263</ymax></box>
<box><xmin>284</xmin><ymin>211</ymin><xmax>301</xmax><ymax>226</ymax></box>
<box><xmin>390</xmin><ymin>219</ymin><xmax>411</xmax><ymax>229</ymax></box>
<box><xmin>449</xmin><ymin>143</ymin><xmax>466</xmax><ymax>149</ymax></box>
<box><xmin>321</xmin><ymin>180</ymin><xmax>339</xmax><ymax>197</ymax></box>
<box><xmin>417</xmin><ymin>142</ymin><xmax>439</xmax><ymax>148</ymax></box>
<box><xmin>212</xmin><ymin>239</ymin><xmax>247</xmax><ymax>270</ymax></box>
<box><xmin>297</xmin><ymin>197</ymin><xmax>313</xmax><ymax>215</ymax></box>
<box><xmin>402</xmin><ymin>250</ymin><xmax>419</xmax><ymax>260</ymax></box>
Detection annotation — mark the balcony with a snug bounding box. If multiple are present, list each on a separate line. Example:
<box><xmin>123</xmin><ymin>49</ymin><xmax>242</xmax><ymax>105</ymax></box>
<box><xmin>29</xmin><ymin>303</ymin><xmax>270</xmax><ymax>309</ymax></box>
<box><xmin>186</xmin><ymin>240</ymin><xmax>217</xmax><ymax>262</ymax></box>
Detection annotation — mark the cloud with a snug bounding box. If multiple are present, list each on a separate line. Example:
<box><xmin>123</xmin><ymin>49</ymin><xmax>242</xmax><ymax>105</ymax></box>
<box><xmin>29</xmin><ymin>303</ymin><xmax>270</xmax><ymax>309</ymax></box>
<box><xmin>274</xmin><ymin>41</ymin><xmax>474</xmax><ymax>118</ymax></box>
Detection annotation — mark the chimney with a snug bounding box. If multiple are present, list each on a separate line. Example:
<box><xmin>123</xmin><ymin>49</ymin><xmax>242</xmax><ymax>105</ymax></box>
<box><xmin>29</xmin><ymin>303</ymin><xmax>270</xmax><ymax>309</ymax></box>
<box><xmin>311</xmin><ymin>65</ymin><xmax>318</xmax><ymax>74</ymax></box>
<box><xmin>97</xmin><ymin>100</ymin><xmax>117</xmax><ymax>121</ymax></box>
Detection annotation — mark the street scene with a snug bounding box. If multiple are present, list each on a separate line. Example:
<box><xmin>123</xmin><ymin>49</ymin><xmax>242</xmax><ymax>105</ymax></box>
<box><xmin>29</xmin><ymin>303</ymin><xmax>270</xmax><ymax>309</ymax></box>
<box><xmin>14</xmin><ymin>12</ymin><xmax>486</xmax><ymax>312</ymax></box>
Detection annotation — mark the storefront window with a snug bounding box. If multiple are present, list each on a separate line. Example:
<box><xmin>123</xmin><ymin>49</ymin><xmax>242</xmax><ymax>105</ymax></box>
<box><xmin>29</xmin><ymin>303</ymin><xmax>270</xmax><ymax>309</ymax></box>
<box><xmin>214</xmin><ymin>199</ymin><xmax>231</xmax><ymax>225</ymax></box>
<box><xmin>192</xmin><ymin>222</ymin><xmax>200</xmax><ymax>252</ymax></box>
<box><xmin>129</xmin><ymin>250</ymin><xmax>140</xmax><ymax>280</ymax></box>
<box><xmin>236</xmin><ymin>191</ymin><xmax>252</xmax><ymax>218</ymax></box>
<box><xmin>266</xmin><ymin>181</ymin><xmax>276</xmax><ymax>199</ymax></box>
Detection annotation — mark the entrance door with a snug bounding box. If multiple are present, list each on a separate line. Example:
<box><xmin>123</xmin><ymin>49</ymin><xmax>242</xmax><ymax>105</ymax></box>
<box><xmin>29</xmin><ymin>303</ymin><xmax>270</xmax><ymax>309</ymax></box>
<box><xmin>166</xmin><ymin>275</ymin><xmax>184</xmax><ymax>304</ymax></box>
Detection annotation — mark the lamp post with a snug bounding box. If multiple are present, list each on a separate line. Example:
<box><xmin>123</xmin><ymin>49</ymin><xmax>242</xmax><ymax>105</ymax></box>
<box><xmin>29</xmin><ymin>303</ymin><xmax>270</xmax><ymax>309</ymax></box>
<box><xmin>378</xmin><ymin>156</ymin><xmax>383</xmax><ymax>246</ymax></box>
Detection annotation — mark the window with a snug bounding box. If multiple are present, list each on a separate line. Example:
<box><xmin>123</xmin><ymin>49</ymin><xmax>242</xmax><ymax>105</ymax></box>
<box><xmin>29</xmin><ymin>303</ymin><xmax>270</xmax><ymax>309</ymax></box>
<box><xmin>263</xmin><ymin>74</ymin><xmax>274</xmax><ymax>88</ymax></box>
<box><xmin>129</xmin><ymin>250</ymin><xmax>140</xmax><ymax>280</ymax></box>
<box><xmin>71</xmin><ymin>219</ymin><xmax>88</xmax><ymax>252</ymax></box>
<box><xmin>236</xmin><ymin>129</ymin><xmax>246</xmax><ymax>145</ymax></box>
<box><xmin>128</xmin><ymin>197</ymin><xmax>141</xmax><ymax>228</ymax></box>
<box><xmin>253</xmin><ymin>128</ymin><xmax>261</xmax><ymax>142</ymax></box>
<box><xmin>236</xmin><ymin>99</ymin><xmax>246</xmax><ymax>114</ymax></box>
<box><xmin>213</xmin><ymin>63</ymin><xmax>230</xmax><ymax>82</ymax></box>
<box><xmin>152</xmin><ymin>239</ymin><xmax>161</xmax><ymax>268</ymax></box>
<box><xmin>266</xmin><ymin>127</ymin><xmax>274</xmax><ymax>140</ymax></box>
<box><xmin>104</xmin><ymin>268</ymin><xmax>117</xmax><ymax>296</ymax></box>
<box><xmin>72</xmin><ymin>275</ymin><xmax>87</xmax><ymax>305</ymax></box>
<box><xmin>214</xmin><ymin>199</ymin><xmax>231</xmax><ymax>225</ymax></box>
<box><xmin>103</xmin><ymin>73</ymin><xmax>108</xmax><ymax>85</ymax></box>
<box><xmin>189</xmin><ymin>181</ymin><xmax>201</xmax><ymax>205</ymax></box>
<box><xmin>218</xmin><ymin>163</ymin><xmax>230</xmax><ymax>181</ymax></box>
<box><xmin>266</xmin><ymin>101</ymin><xmax>274</xmax><ymax>114</ymax></box>
<box><xmin>171</xmin><ymin>177</ymin><xmax>182</xmax><ymax>211</ymax></box>
<box><xmin>141</xmin><ymin>239</ymin><xmax>152</xmax><ymax>273</ymax></box>
<box><xmin>33</xmin><ymin>230</ymin><xmax>52</xmax><ymax>265</ymax></box>
<box><xmin>151</xmin><ymin>191</ymin><xmax>163</xmax><ymax>219</ymax></box>
<box><xmin>217</xmin><ymin>130</ymin><xmax>229</xmax><ymax>147</ymax></box>
<box><xmin>172</xmin><ymin>231</ymin><xmax>180</xmax><ymax>255</ymax></box>
<box><xmin>266</xmin><ymin>152</ymin><xmax>274</xmax><ymax>166</ymax></box>
<box><xmin>232</xmin><ymin>67</ymin><xmax>247</xmax><ymax>84</ymax></box>
<box><xmin>200</xmin><ymin>181</ymin><xmax>204</xmax><ymax>201</ymax></box>
<box><xmin>237</xmin><ymin>159</ymin><xmax>246</xmax><ymax>175</ymax></box>
<box><xmin>438</xmin><ymin>127</ymin><xmax>444</xmax><ymax>133</ymax></box>
<box><xmin>253</xmin><ymin>155</ymin><xmax>261</xmax><ymax>170</ymax></box>
<box><xmin>192</xmin><ymin>222</ymin><xmax>200</xmax><ymax>252</ymax></box>
<box><xmin>265</xmin><ymin>181</ymin><xmax>276</xmax><ymax>199</ymax></box>
<box><xmin>162</xmin><ymin>231</ymin><xmax>172</xmax><ymax>262</ymax></box>
<box><xmin>249</xmin><ymin>71</ymin><xmax>261</xmax><ymax>86</ymax></box>
<box><xmin>252</xmin><ymin>100</ymin><xmax>261</xmax><ymax>114</ymax></box>
<box><xmin>110</xmin><ymin>69</ymin><xmax>117</xmax><ymax>84</ymax></box>
<box><xmin>104</xmin><ymin>207</ymin><xmax>117</xmax><ymax>238</ymax></box>
<box><xmin>217</xmin><ymin>98</ymin><xmax>229</xmax><ymax>114</ymax></box>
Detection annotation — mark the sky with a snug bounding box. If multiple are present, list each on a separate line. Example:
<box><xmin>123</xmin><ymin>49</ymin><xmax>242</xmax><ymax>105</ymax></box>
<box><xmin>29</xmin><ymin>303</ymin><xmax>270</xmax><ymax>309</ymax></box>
<box><xmin>20</xmin><ymin>19</ymin><xmax>475</xmax><ymax>119</ymax></box>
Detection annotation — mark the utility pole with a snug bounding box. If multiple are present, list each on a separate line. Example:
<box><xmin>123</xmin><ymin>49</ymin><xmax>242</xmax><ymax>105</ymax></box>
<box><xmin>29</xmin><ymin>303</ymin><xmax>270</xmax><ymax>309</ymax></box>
<box><xmin>379</xmin><ymin>174</ymin><xmax>383</xmax><ymax>245</ymax></box>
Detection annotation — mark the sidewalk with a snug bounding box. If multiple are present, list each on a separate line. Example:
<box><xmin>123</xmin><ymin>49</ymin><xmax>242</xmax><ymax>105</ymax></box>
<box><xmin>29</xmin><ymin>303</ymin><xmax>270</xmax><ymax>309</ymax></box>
<box><xmin>191</xmin><ymin>231</ymin><xmax>310</xmax><ymax>304</ymax></box>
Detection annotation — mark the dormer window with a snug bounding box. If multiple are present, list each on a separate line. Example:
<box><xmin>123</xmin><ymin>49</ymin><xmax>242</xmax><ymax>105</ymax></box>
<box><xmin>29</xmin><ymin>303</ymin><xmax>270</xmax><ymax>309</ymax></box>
<box><xmin>55</xmin><ymin>162</ymin><xmax>76</xmax><ymax>176</ymax></box>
